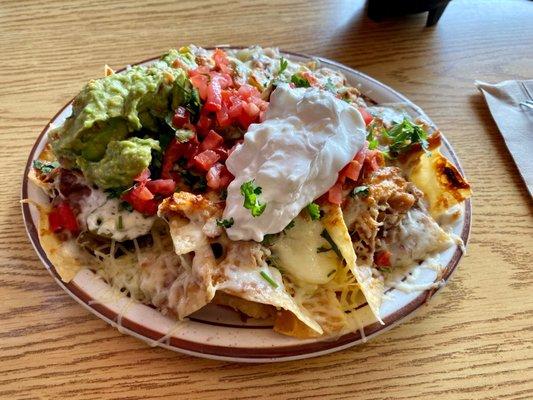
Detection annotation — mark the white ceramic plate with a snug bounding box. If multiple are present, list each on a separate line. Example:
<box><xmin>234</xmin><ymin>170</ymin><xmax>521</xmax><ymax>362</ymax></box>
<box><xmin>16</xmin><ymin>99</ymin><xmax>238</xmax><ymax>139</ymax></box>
<box><xmin>22</xmin><ymin>49</ymin><xmax>471</xmax><ymax>363</ymax></box>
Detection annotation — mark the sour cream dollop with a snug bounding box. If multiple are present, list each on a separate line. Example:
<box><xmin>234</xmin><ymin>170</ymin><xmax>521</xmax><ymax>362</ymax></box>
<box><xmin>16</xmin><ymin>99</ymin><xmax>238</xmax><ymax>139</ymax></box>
<box><xmin>223</xmin><ymin>85</ymin><xmax>366</xmax><ymax>242</ymax></box>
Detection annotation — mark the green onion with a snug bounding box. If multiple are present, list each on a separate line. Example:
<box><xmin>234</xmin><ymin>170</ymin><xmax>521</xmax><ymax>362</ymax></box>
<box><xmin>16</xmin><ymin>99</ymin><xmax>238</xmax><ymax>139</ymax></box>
<box><xmin>116</xmin><ymin>215</ymin><xmax>124</xmax><ymax>230</ymax></box>
<box><xmin>320</xmin><ymin>229</ymin><xmax>342</xmax><ymax>260</ymax></box>
<box><xmin>260</xmin><ymin>271</ymin><xmax>278</xmax><ymax>288</ymax></box>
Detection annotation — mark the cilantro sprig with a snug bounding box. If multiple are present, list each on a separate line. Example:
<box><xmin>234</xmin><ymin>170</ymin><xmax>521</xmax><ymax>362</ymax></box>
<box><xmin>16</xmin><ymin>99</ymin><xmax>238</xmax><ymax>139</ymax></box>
<box><xmin>278</xmin><ymin>57</ymin><xmax>288</xmax><ymax>75</ymax></box>
<box><xmin>240</xmin><ymin>180</ymin><xmax>266</xmax><ymax>217</ymax></box>
<box><xmin>384</xmin><ymin>118</ymin><xmax>429</xmax><ymax>156</ymax></box>
<box><xmin>290</xmin><ymin>73</ymin><xmax>310</xmax><ymax>88</ymax></box>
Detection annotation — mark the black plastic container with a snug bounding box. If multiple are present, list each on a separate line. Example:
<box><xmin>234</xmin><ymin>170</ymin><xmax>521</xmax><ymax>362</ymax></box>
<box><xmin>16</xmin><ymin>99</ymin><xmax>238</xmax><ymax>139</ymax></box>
<box><xmin>367</xmin><ymin>0</ymin><xmax>452</xmax><ymax>26</ymax></box>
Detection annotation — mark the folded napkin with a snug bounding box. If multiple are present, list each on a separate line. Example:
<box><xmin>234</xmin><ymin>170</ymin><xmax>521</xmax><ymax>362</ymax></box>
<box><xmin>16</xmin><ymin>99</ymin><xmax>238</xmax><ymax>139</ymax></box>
<box><xmin>476</xmin><ymin>79</ymin><xmax>533</xmax><ymax>196</ymax></box>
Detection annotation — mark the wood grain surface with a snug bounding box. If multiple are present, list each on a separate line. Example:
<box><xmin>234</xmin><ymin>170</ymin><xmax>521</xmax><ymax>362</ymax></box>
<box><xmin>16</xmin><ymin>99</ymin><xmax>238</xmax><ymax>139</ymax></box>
<box><xmin>1</xmin><ymin>0</ymin><xmax>532</xmax><ymax>398</ymax></box>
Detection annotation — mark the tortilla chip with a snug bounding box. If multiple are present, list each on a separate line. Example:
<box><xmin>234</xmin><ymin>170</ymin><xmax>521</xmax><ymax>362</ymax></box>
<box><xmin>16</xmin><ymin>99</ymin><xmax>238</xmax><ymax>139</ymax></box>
<box><xmin>30</xmin><ymin>202</ymin><xmax>89</xmax><ymax>282</ymax></box>
<box><xmin>274</xmin><ymin>310</ymin><xmax>320</xmax><ymax>339</ymax></box>
<box><xmin>403</xmin><ymin>133</ymin><xmax>472</xmax><ymax>218</ymax></box>
<box><xmin>212</xmin><ymin>292</ymin><xmax>276</xmax><ymax>320</ymax></box>
<box><xmin>161</xmin><ymin>193</ymin><xmax>322</xmax><ymax>333</ymax></box>
<box><xmin>217</xmin><ymin>241</ymin><xmax>323</xmax><ymax>335</ymax></box>
<box><xmin>322</xmin><ymin>204</ymin><xmax>384</xmax><ymax>324</ymax></box>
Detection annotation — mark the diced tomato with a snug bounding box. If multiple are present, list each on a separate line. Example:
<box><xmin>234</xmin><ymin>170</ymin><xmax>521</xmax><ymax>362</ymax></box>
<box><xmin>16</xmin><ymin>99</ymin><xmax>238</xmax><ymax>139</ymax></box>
<box><xmin>218</xmin><ymin>165</ymin><xmax>234</xmax><ymax>188</ymax></box>
<box><xmin>205</xmin><ymin>75</ymin><xmax>223</xmax><ymax>112</ymax></box>
<box><xmin>189</xmin><ymin>65</ymin><xmax>210</xmax><ymax>76</ymax></box>
<box><xmin>145</xmin><ymin>179</ymin><xmax>176</xmax><ymax>196</ymax></box>
<box><xmin>135</xmin><ymin>185</ymin><xmax>154</xmax><ymax>201</ymax></box>
<box><xmin>161</xmin><ymin>135</ymin><xmax>199</xmax><ymax>179</ymax></box>
<box><xmin>200</xmin><ymin>130</ymin><xmax>224</xmax><ymax>151</ymax></box>
<box><xmin>327</xmin><ymin>182</ymin><xmax>343</xmax><ymax>205</ymax></box>
<box><xmin>122</xmin><ymin>186</ymin><xmax>157</xmax><ymax>216</ymax></box>
<box><xmin>134</xmin><ymin>168</ymin><xmax>150</xmax><ymax>183</ymax></box>
<box><xmin>196</xmin><ymin>110</ymin><xmax>213</xmax><ymax>136</ymax></box>
<box><xmin>48</xmin><ymin>201</ymin><xmax>79</xmax><ymax>234</ymax></box>
<box><xmin>214</xmin><ymin>147</ymin><xmax>229</xmax><ymax>161</ymax></box>
<box><xmin>213</xmin><ymin>48</ymin><xmax>232</xmax><ymax>75</ymax></box>
<box><xmin>189</xmin><ymin>73</ymin><xmax>209</xmax><ymax>100</ymax></box>
<box><xmin>242</xmin><ymin>101</ymin><xmax>260</xmax><ymax>117</ymax></box>
<box><xmin>48</xmin><ymin>208</ymin><xmax>63</xmax><ymax>233</ymax></box>
<box><xmin>341</xmin><ymin>160</ymin><xmax>363</xmax><ymax>181</ymax></box>
<box><xmin>238</xmin><ymin>84</ymin><xmax>258</xmax><ymax>100</ymax></box>
<box><xmin>206</xmin><ymin>163</ymin><xmax>234</xmax><ymax>190</ymax></box>
<box><xmin>172</xmin><ymin>106</ymin><xmax>190</xmax><ymax>128</ymax></box>
<box><xmin>216</xmin><ymin>108</ymin><xmax>231</xmax><ymax>127</ymax></box>
<box><xmin>192</xmin><ymin>149</ymin><xmax>220</xmax><ymax>171</ymax></box>
<box><xmin>374</xmin><ymin>250</ymin><xmax>391</xmax><ymax>267</ymax></box>
<box><xmin>301</xmin><ymin>71</ymin><xmax>319</xmax><ymax>86</ymax></box>
<box><xmin>364</xmin><ymin>149</ymin><xmax>382</xmax><ymax>174</ymax></box>
<box><xmin>355</xmin><ymin>143</ymin><xmax>368</xmax><ymax>164</ymax></box>
<box><xmin>358</xmin><ymin>108</ymin><xmax>373</xmax><ymax>126</ymax></box>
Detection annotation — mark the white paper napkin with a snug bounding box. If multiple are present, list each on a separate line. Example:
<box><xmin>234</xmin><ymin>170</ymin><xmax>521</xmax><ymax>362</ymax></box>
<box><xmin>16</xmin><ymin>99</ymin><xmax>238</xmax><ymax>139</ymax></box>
<box><xmin>476</xmin><ymin>79</ymin><xmax>533</xmax><ymax>196</ymax></box>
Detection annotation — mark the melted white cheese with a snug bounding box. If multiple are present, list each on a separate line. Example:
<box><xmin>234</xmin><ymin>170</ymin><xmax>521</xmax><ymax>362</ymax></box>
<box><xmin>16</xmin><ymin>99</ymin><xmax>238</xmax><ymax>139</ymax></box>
<box><xmin>87</xmin><ymin>198</ymin><xmax>156</xmax><ymax>242</ymax></box>
<box><xmin>271</xmin><ymin>216</ymin><xmax>340</xmax><ymax>285</ymax></box>
<box><xmin>223</xmin><ymin>85</ymin><xmax>366</xmax><ymax>241</ymax></box>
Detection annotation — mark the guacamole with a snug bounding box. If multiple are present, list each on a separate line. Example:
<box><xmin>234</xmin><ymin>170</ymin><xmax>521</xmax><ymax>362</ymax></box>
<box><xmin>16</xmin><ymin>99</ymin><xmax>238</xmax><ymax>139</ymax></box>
<box><xmin>48</xmin><ymin>48</ymin><xmax>199</xmax><ymax>189</ymax></box>
<box><xmin>77</xmin><ymin>137</ymin><xmax>160</xmax><ymax>189</ymax></box>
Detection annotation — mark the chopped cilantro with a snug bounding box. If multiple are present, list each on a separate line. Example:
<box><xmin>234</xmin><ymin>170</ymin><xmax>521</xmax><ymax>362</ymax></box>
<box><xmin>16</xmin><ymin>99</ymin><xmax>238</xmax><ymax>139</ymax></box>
<box><xmin>278</xmin><ymin>57</ymin><xmax>288</xmax><ymax>75</ymax></box>
<box><xmin>175</xmin><ymin>129</ymin><xmax>195</xmax><ymax>143</ymax></box>
<box><xmin>33</xmin><ymin>160</ymin><xmax>59</xmax><ymax>174</ymax></box>
<box><xmin>320</xmin><ymin>229</ymin><xmax>342</xmax><ymax>260</ymax></box>
<box><xmin>384</xmin><ymin>118</ymin><xmax>429</xmax><ymax>156</ymax></box>
<box><xmin>119</xmin><ymin>201</ymin><xmax>133</xmax><ymax>212</ymax></box>
<box><xmin>240</xmin><ymin>180</ymin><xmax>266</xmax><ymax>217</ymax></box>
<box><xmin>306</xmin><ymin>202</ymin><xmax>321</xmax><ymax>220</ymax></box>
<box><xmin>216</xmin><ymin>217</ymin><xmax>234</xmax><ymax>228</ymax></box>
<box><xmin>366</xmin><ymin>124</ymin><xmax>379</xmax><ymax>150</ymax></box>
<box><xmin>290</xmin><ymin>73</ymin><xmax>310</xmax><ymax>88</ymax></box>
<box><xmin>351</xmin><ymin>186</ymin><xmax>369</xmax><ymax>197</ymax></box>
<box><xmin>260</xmin><ymin>271</ymin><xmax>279</xmax><ymax>288</ymax></box>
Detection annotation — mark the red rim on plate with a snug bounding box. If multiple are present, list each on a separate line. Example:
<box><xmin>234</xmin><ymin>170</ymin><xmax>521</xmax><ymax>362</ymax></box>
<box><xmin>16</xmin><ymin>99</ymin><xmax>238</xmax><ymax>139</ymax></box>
<box><xmin>21</xmin><ymin>49</ymin><xmax>472</xmax><ymax>362</ymax></box>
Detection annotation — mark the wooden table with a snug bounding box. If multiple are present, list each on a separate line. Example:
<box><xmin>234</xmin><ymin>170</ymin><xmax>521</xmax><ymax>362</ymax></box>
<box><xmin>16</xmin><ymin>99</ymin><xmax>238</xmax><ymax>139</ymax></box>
<box><xmin>1</xmin><ymin>0</ymin><xmax>532</xmax><ymax>398</ymax></box>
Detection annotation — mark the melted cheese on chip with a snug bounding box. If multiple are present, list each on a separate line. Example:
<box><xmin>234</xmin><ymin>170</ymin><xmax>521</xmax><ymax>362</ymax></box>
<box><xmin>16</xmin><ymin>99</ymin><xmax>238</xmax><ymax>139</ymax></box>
<box><xmin>271</xmin><ymin>216</ymin><xmax>340</xmax><ymax>285</ymax></box>
<box><xmin>322</xmin><ymin>204</ymin><xmax>384</xmax><ymax>324</ymax></box>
